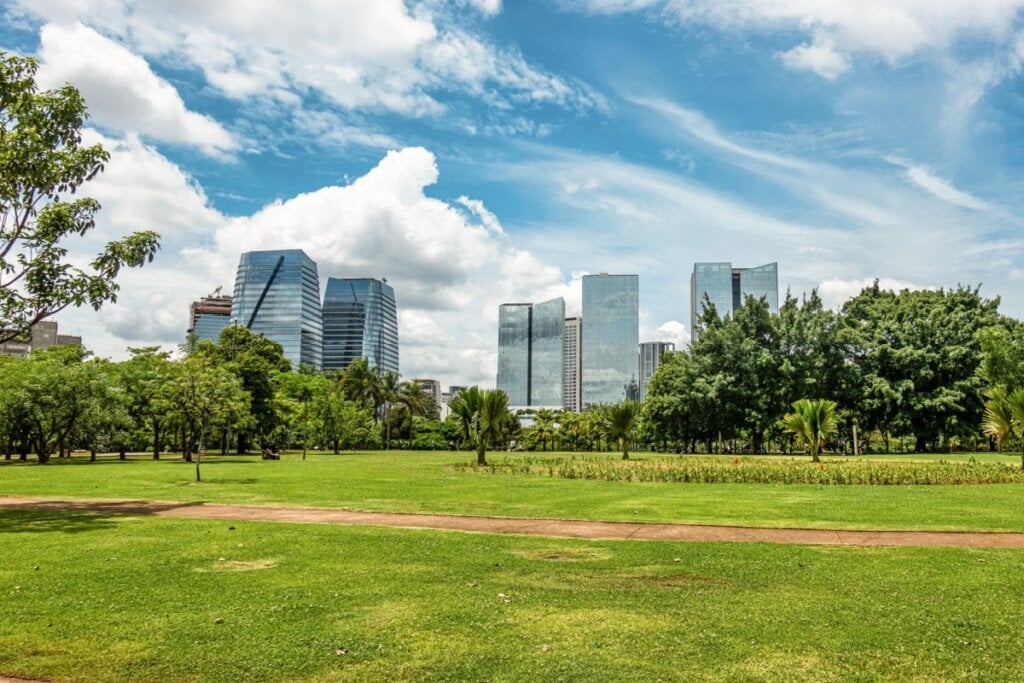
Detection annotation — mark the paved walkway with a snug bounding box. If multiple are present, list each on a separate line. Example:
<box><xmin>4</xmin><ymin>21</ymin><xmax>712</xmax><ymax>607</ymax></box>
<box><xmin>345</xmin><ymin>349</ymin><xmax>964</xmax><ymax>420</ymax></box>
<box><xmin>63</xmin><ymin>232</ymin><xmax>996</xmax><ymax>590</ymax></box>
<box><xmin>2</xmin><ymin>495</ymin><xmax>1024</xmax><ymax>548</ymax></box>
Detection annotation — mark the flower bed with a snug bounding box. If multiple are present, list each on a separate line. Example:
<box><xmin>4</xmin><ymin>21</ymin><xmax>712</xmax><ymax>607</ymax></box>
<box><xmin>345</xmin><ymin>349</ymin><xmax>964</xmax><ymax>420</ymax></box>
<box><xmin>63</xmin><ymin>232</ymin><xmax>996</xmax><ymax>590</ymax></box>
<box><xmin>453</xmin><ymin>455</ymin><xmax>1024</xmax><ymax>485</ymax></box>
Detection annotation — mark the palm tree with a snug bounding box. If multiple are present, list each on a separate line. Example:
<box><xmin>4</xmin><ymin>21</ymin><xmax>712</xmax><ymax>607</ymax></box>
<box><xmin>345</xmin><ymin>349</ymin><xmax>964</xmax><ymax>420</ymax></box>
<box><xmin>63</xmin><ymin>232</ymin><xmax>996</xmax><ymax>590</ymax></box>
<box><xmin>395</xmin><ymin>380</ymin><xmax>434</xmax><ymax>444</ymax></box>
<box><xmin>983</xmin><ymin>387</ymin><xmax>1024</xmax><ymax>471</ymax></box>
<box><xmin>450</xmin><ymin>386</ymin><xmax>483</xmax><ymax>450</ymax></box>
<box><xmin>559</xmin><ymin>411</ymin><xmax>581</xmax><ymax>452</ymax></box>
<box><xmin>602</xmin><ymin>400</ymin><xmax>640</xmax><ymax>460</ymax></box>
<box><xmin>532</xmin><ymin>408</ymin><xmax>558</xmax><ymax>452</ymax></box>
<box><xmin>340</xmin><ymin>358</ymin><xmax>378</xmax><ymax>411</ymax></box>
<box><xmin>475</xmin><ymin>389</ymin><xmax>510</xmax><ymax>465</ymax></box>
<box><xmin>782</xmin><ymin>398</ymin><xmax>838</xmax><ymax>463</ymax></box>
<box><xmin>378</xmin><ymin>371</ymin><xmax>400</xmax><ymax>449</ymax></box>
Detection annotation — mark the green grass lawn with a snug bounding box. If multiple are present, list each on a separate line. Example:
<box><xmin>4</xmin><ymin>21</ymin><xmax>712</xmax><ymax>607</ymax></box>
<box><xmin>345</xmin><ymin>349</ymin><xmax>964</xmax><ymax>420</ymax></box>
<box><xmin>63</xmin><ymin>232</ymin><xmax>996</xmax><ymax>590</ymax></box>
<box><xmin>3</xmin><ymin>507</ymin><xmax>1024</xmax><ymax>682</ymax></box>
<box><xmin>2</xmin><ymin>450</ymin><xmax>1024</xmax><ymax>532</ymax></box>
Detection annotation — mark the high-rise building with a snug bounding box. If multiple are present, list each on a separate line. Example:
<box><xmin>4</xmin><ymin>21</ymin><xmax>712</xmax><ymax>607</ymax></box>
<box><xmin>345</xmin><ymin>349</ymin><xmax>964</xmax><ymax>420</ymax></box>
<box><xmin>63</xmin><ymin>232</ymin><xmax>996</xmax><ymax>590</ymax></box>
<box><xmin>638</xmin><ymin>341</ymin><xmax>675</xmax><ymax>401</ymax></box>
<box><xmin>496</xmin><ymin>298</ymin><xmax>565</xmax><ymax>408</ymax></box>
<box><xmin>690</xmin><ymin>262</ymin><xmax>778</xmax><ymax>341</ymax></box>
<box><xmin>321</xmin><ymin>278</ymin><xmax>399</xmax><ymax>374</ymax></box>
<box><xmin>562</xmin><ymin>317</ymin><xmax>582</xmax><ymax>412</ymax></box>
<box><xmin>231</xmin><ymin>249</ymin><xmax>323</xmax><ymax>370</ymax></box>
<box><xmin>581</xmin><ymin>273</ymin><xmax>639</xmax><ymax>407</ymax></box>
<box><xmin>0</xmin><ymin>320</ymin><xmax>82</xmax><ymax>358</ymax></box>
<box><xmin>187</xmin><ymin>287</ymin><xmax>233</xmax><ymax>343</ymax></box>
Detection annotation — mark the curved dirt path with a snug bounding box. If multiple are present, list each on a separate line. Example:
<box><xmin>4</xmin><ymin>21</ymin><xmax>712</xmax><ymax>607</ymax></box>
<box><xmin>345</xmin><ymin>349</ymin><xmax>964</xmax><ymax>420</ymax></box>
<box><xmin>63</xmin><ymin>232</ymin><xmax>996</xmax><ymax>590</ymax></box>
<box><xmin>2</xmin><ymin>495</ymin><xmax>1023</xmax><ymax>548</ymax></box>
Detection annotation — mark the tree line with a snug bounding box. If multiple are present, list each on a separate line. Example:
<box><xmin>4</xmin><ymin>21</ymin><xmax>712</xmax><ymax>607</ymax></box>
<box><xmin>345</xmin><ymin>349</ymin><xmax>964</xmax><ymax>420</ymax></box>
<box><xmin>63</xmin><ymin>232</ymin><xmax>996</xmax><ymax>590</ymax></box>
<box><xmin>643</xmin><ymin>282</ymin><xmax>1024</xmax><ymax>455</ymax></box>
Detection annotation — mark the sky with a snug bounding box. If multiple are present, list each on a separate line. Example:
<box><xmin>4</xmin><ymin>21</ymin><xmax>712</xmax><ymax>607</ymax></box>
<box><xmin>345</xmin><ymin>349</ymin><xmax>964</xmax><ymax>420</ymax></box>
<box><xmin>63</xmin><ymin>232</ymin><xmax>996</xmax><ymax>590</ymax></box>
<box><xmin>3</xmin><ymin>0</ymin><xmax>1024</xmax><ymax>388</ymax></box>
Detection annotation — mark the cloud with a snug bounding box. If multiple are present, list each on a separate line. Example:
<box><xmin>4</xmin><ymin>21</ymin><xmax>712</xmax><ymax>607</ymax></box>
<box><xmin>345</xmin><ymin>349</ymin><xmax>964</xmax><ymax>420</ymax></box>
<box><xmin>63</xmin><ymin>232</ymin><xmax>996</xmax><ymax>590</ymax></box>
<box><xmin>17</xmin><ymin>1</ymin><xmax>600</xmax><ymax>121</ymax></box>
<box><xmin>885</xmin><ymin>156</ymin><xmax>992</xmax><ymax>211</ymax></box>
<box><xmin>37</xmin><ymin>23</ymin><xmax>237</xmax><ymax>157</ymax></box>
<box><xmin>654</xmin><ymin>320</ymin><xmax>690</xmax><ymax>349</ymax></box>
<box><xmin>568</xmin><ymin>0</ymin><xmax>1024</xmax><ymax>84</ymax></box>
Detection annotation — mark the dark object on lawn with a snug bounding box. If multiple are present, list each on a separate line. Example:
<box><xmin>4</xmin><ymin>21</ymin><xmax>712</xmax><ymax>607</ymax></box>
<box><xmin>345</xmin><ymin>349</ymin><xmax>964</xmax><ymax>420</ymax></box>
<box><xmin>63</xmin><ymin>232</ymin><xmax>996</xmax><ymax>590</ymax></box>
<box><xmin>261</xmin><ymin>447</ymin><xmax>280</xmax><ymax>460</ymax></box>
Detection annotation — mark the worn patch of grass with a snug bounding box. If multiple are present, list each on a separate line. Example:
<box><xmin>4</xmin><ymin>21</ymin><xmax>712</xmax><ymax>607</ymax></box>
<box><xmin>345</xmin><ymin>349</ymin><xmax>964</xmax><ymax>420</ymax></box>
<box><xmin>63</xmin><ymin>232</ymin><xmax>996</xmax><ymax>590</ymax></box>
<box><xmin>1</xmin><ymin>509</ymin><xmax>1023</xmax><ymax>681</ymax></box>
<box><xmin>2</xmin><ymin>450</ymin><xmax>1024</xmax><ymax>532</ymax></box>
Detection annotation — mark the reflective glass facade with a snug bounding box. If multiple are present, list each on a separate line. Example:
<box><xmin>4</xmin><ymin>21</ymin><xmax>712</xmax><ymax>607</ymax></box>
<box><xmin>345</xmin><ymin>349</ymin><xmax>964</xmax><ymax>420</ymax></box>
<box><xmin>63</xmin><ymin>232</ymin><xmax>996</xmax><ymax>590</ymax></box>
<box><xmin>530</xmin><ymin>298</ymin><xmax>564</xmax><ymax>407</ymax></box>
<box><xmin>690</xmin><ymin>262</ymin><xmax>733</xmax><ymax>340</ymax></box>
<box><xmin>690</xmin><ymin>262</ymin><xmax>779</xmax><ymax>340</ymax></box>
<box><xmin>638</xmin><ymin>341</ymin><xmax>674</xmax><ymax>401</ymax></box>
<box><xmin>322</xmin><ymin>278</ymin><xmax>399</xmax><ymax>374</ymax></box>
<box><xmin>192</xmin><ymin>312</ymin><xmax>231</xmax><ymax>342</ymax></box>
<box><xmin>582</xmin><ymin>274</ymin><xmax>639</xmax><ymax>407</ymax></box>
<box><xmin>739</xmin><ymin>262</ymin><xmax>779</xmax><ymax>313</ymax></box>
<box><xmin>231</xmin><ymin>249</ymin><xmax>323</xmax><ymax>370</ymax></box>
<box><xmin>562</xmin><ymin>317</ymin><xmax>582</xmax><ymax>412</ymax></box>
<box><xmin>497</xmin><ymin>304</ymin><xmax>532</xmax><ymax>406</ymax></box>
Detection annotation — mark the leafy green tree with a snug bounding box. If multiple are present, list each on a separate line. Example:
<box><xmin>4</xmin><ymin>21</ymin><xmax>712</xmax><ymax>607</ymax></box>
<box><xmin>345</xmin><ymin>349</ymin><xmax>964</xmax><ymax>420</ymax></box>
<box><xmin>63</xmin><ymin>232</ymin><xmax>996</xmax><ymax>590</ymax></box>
<box><xmin>160</xmin><ymin>356</ymin><xmax>249</xmax><ymax>480</ymax></box>
<box><xmin>0</xmin><ymin>53</ymin><xmax>160</xmax><ymax>342</ymax></box>
<box><xmin>276</xmin><ymin>370</ymin><xmax>327</xmax><ymax>458</ymax></box>
<box><xmin>116</xmin><ymin>346</ymin><xmax>173</xmax><ymax>459</ymax></box>
<box><xmin>782</xmin><ymin>398</ymin><xmax>839</xmax><ymax>463</ymax></box>
<box><xmin>450</xmin><ymin>386</ymin><xmax>483</xmax><ymax>450</ymax></box>
<box><xmin>978</xmin><ymin>321</ymin><xmax>1024</xmax><ymax>391</ymax></box>
<box><xmin>475</xmin><ymin>389</ymin><xmax>510</xmax><ymax>465</ymax></box>
<box><xmin>601</xmin><ymin>400</ymin><xmax>640</xmax><ymax>459</ymax></box>
<box><xmin>982</xmin><ymin>387</ymin><xmax>1024</xmax><ymax>471</ymax></box>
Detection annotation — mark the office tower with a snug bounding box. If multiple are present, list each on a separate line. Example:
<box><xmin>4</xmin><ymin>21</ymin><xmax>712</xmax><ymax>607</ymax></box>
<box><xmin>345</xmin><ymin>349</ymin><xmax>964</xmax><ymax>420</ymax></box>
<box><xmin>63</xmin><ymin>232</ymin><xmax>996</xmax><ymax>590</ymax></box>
<box><xmin>690</xmin><ymin>262</ymin><xmax>778</xmax><ymax>341</ymax></box>
<box><xmin>581</xmin><ymin>273</ymin><xmax>639</xmax><ymax>407</ymax></box>
<box><xmin>530</xmin><ymin>298</ymin><xmax>565</xmax><ymax>407</ymax></box>
<box><xmin>414</xmin><ymin>378</ymin><xmax>442</xmax><ymax>409</ymax></box>
<box><xmin>187</xmin><ymin>287</ymin><xmax>233</xmax><ymax>343</ymax></box>
<box><xmin>638</xmin><ymin>341</ymin><xmax>675</xmax><ymax>401</ymax></box>
<box><xmin>231</xmin><ymin>249</ymin><xmax>323</xmax><ymax>370</ymax></box>
<box><xmin>563</xmin><ymin>317</ymin><xmax>582</xmax><ymax>412</ymax></box>
<box><xmin>496</xmin><ymin>298</ymin><xmax>565</xmax><ymax>407</ymax></box>
<box><xmin>321</xmin><ymin>278</ymin><xmax>399</xmax><ymax>374</ymax></box>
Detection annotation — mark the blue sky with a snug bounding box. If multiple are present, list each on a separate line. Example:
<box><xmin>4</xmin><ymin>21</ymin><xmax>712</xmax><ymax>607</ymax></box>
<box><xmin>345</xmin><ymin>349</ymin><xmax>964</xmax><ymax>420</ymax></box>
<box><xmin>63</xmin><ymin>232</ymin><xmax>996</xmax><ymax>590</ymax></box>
<box><xmin>3</xmin><ymin>0</ymin><xmax>1023</xmax><ymax>386</ymax></box>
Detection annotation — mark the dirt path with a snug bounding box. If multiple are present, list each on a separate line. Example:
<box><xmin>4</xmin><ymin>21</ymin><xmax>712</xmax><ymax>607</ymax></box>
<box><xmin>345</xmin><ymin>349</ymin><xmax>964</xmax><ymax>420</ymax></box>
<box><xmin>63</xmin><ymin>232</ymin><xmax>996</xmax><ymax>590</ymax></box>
<box><xmin>2</xmin><ymin>495</ymin><xmax>1024</xmax><ymax>548</ymax></box>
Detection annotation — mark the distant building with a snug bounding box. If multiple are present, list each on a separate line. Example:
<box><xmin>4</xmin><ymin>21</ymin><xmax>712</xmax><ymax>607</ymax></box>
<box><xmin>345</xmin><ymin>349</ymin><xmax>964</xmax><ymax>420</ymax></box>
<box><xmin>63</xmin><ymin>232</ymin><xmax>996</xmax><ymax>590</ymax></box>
<box><xmin>448</xmin><ymin>385</ymin><xmax>468</xmax><ymax>399</ymax></box>
<box><xmin>690</xmin><ymin>262</ymin><xmax>778</xmax><ymax>341</ymax></box>
<box><xmin>414</xmin><ymin>378</ymin><xmax>442</xmax><ymax>409</ymax></box>
<box><xmin>188</xmin><ymin>287</ymin><xmax>232</xmax><ymax>343</ymax></box>
<box><xmin>496</xmin><ymin>298</ymin><xmax>565</xmax><ymax>408</ymax></box>
<box><xmin>0</xmin><ymin>320</ymin><xmax>82</xmax><ymax>358</ymax></box>
<box><xmin>638</xmin><ymin>341</ymin><xmax>675</xmax><ymax>401</ymax></box>
<box><xmin>562</xmin><ymin>317</ymin><xmax>582</xmax><ymax>412</ymax></box>
<box><xmin>321</xmin><ymin>277</ymin><xmax>399</xmax><ymax>374</ymax></box>
<box><xmin>231</xmin><ymin>249</ymin><xmax>323</xmax><ymax>370</ymax></box>
<box><xmin>582</xmin><ymin>273</ymin><xmax>639</xmax><ymax>407</ymax></box>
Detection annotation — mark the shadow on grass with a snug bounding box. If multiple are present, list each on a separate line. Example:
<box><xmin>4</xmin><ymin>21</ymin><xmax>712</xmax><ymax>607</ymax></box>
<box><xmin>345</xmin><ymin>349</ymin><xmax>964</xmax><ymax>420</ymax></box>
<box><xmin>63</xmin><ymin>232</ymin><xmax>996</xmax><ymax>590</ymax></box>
<box><xmin>0</xmin><ymin>454</ymin><xmax>268</xmax><ymax>467</ymax></box>
<box><xmin>0</xmin><ymin>500</ymin><xmax>206</xmax><ymax>535</ymax></box>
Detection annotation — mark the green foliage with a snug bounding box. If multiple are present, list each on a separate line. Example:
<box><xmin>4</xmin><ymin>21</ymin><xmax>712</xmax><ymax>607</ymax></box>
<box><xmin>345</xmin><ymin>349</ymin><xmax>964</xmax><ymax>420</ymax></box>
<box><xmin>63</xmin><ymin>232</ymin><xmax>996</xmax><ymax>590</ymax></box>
<box><xmin>978</xmin><ymin>321</ymin><xmax>1024</xmax><ymax>391</ymax></box>
<box><xmin>782</xmin><ymin>398</ymin><xmax>839</xmax><ymax>462</ymax></box>
<box><xmin>0</xmin><ymin>53</ymin><xmax>160</xmax><ymax>342</ymax></box>
<box><xmin>460</xmin><ymin>454</ymin><xmax>1024</xmax><ymax>485</ymax></box>
<box><xmin>599</xmin><ymin>400</ymin><xmax>640</xmax><ymax>459</ymax></box>
<box><xmin>982</xmin><ymin>386</ymin><xmax>1024</xmax><ymax>471</ymax></box>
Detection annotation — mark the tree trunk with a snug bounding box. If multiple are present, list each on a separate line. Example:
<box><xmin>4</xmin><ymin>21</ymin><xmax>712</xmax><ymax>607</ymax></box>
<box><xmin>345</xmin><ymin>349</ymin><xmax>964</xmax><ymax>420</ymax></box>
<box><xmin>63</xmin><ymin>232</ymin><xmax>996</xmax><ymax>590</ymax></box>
<box><xmin>152</xmin><ymin>423</ymin><xmax>161</xmax><ymax>460</ymax></box>
<box><xmin>477</xmin><ymin>441</ymin><xmax>487</xmax><ymax>466</ymax></box>
<box><xmin>119</xmin><ymin>448</ymin><xmax>126</xmax><ymax>461</ymax></box>
<box><xmin>90</xmin><ymin>449</ymin><xmax>96</xmax><ymax>462</ymax></box>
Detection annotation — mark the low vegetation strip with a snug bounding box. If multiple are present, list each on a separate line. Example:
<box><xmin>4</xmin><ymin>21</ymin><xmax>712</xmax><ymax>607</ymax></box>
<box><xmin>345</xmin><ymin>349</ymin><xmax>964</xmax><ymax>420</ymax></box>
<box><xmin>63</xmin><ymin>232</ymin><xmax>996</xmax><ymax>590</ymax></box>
<box><xmin>456</xmin><ymin>456</ymin><xmax>1024</xmax><ymax>485</ymax></box>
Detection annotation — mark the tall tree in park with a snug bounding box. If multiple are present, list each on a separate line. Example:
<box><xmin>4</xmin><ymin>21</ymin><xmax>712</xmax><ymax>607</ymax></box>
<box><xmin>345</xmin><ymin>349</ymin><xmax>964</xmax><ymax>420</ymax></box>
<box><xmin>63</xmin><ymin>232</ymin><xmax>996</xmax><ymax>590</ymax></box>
<box><xmin>0</xmin><ymin>53</ymin><xmax>160</xmax><ymax>341</ymax></box>
<box><xmin>449</xmin><ymin>386</ymin><xmax>483</xmax><ymax>451</ymax></box>
<box><xmin>841</xmin><ymin>284</ymin><xmax>1000</xmax><ymax>451</ymax></box>
<box><xmin>978</xmin><ymin>320</ymin><xmax>1024</xmax><ymax>392</ymax></box>
<box><xmin>475</xmin><ymin>389</ymin><xmax>510</xmax><ymax>466</ymax></box>
<box><xmin>602</xmin><ymin>400</ymin><xmax>640</xmax><ymax>459</ymax></box>
<box><xmin>117</xmin><ymin>347</ymin><xmax>173</xmax><ymax>459</ymax></box>
<box><xmin>195</xmin><ymin>325</ymin><xmax>289</xmax><ymax>453</ymax></box>
<box><xmin>783</xmin><ymin>398</ymin><xmax>839</xmax><ymax>463</ymax></box>
<box><xmin>160</xmin><ymin>356</ymin><xmax>249</xmax><ymax>480</ymax></box>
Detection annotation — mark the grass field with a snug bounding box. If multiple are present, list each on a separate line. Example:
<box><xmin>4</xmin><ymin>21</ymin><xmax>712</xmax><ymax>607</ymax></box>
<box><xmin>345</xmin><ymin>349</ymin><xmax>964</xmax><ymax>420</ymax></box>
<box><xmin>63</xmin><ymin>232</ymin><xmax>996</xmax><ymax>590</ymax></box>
<box><xmin>2</xmin><ymin>450</ymin><xmax>1024</xmax><ymax>532</ymax></box>
<box><xmin>3</xmin><ymin>506</ymin><xmax>1024</xmax><ymax>682</ymax></box>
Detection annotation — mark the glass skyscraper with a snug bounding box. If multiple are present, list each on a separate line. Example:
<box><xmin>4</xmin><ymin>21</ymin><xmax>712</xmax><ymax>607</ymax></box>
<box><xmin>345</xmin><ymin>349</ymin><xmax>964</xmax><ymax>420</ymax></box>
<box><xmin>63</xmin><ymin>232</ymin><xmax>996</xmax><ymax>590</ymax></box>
<box><xmin>496</xmin><ymin>298</ymin><xmax>564</xmax><ymax>407</ymax></box>
<box><xmin>321</xmin><ymin>278</ymin><xmax>399</xmax><ymax>374</ymax></box>
<box><xmin>187</xmin><ymin>289</ymin><xmax>232</xmax><ymax>343</ymax></box>
<box><xmin>231</xmin><ymin>249</ymin><xmax>323</xmax><ymax>370</ymax></box>
<box><xmin>638</xmin><ymin>341</ymin><xmax>675</xmax><ymax>401</ymax></box>
<box><xmin>581</xmin><ymin>274</ymin><xmax>639</xmax><ymax>407</ymax></box>
<box><xmin>690</xmin><ymin>262</ymin><xmax>778</xmax><ymax>341</ymax></box>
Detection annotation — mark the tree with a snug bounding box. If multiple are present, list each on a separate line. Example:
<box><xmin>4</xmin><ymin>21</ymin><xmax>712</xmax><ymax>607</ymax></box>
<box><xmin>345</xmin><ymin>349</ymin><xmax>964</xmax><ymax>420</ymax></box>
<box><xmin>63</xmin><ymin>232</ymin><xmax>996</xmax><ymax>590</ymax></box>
<box><xmin>117</xmin><ymin>347</ymin><xmax>172</xmax><ymax>459</ymax></box>
<box><xmin>0</xmin><ymin>53</ymin><xmax>160</xmax><ymax>342</ymax></box>
<box><xmin>978</xmin><ymin>321</ymin><xmax>1024</xmax><ymax>391</ymax></box>
<box><xmin>161</xmin><ymin>356</ymin><xmax>249</xmax><ymax>480</ymax></box>
<box><xmin>982</xmin><ymin>387</ymin><xmax>1024</xmax><ymax>471</ymax></box>
<box><xmin>782</xmin><ymin>398</ymin><xmax>839</xmax><ymax>463</ymax></box>
<box><xmin>602</xmin><ymin>400</ymin><xmax>640</xmax><ymax>459</ymax></box>
<box><xmin>475</xmin><ymin>389</ymin><xmax>510</xmax><ymax>466</ymax></box>
<box><xmin>450</xmin><ymin>386</ymin><xmax>483</xmax><ymax>450</ymax></box>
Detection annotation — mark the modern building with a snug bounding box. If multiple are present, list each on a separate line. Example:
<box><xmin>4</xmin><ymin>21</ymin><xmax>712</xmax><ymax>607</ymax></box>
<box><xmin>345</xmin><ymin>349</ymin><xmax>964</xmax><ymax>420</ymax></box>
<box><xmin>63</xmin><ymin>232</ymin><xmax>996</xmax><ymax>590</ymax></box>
<box><xmin>690</xmin><ymin>262</ymin><xmax>778</xmax><ymax>341</ymax></box>
<box><xmin>562</xmin><ymin>317</ymin><xmax>582</xmax><ymax>412</ymax></box>
<box><xmin>414</xmin><ymin>378</ymin><xmax>442</xmax><ymax>409</ymax></box>
<box><xmin>321</xmin><ymin>277</ymin><xmax>399</xmax><ymax>374</ymax></box>
<box><xmin>0</xmin><ymin>320</ymin><xmax>82</xmax><ymax>358</ymax></box>
<box><xmin>496</xmin><ymin>298</ymin><xmax>565</xmax><ymax>408</ymax></box>
<box><xmin>187</xmin><ymin>287</ymin><xmax>232</xmax><ymax>343</ymax></box>
<box><xmin>638</xmin><ymin>341</ymin><xmax>675</xmax><ymax>401</ymax></box>
<box><xmin>231</xmin><ymin>249</ymin><xmax>323</xmax><ymax>370</ymax></box>
<box><xmin>581</xmin><ymin>273</ymin><xmax>639</xmax><ymax>407</ymax></box>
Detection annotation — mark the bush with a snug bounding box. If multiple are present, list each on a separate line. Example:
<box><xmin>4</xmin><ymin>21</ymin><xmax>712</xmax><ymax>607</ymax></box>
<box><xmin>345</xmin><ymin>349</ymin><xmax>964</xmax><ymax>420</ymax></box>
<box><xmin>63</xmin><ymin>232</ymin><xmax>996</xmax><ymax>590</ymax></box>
<box><xmin>453</xmin><ymin>455</ymin><xmax>1024</xmax><ymax>486</ymax></box>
